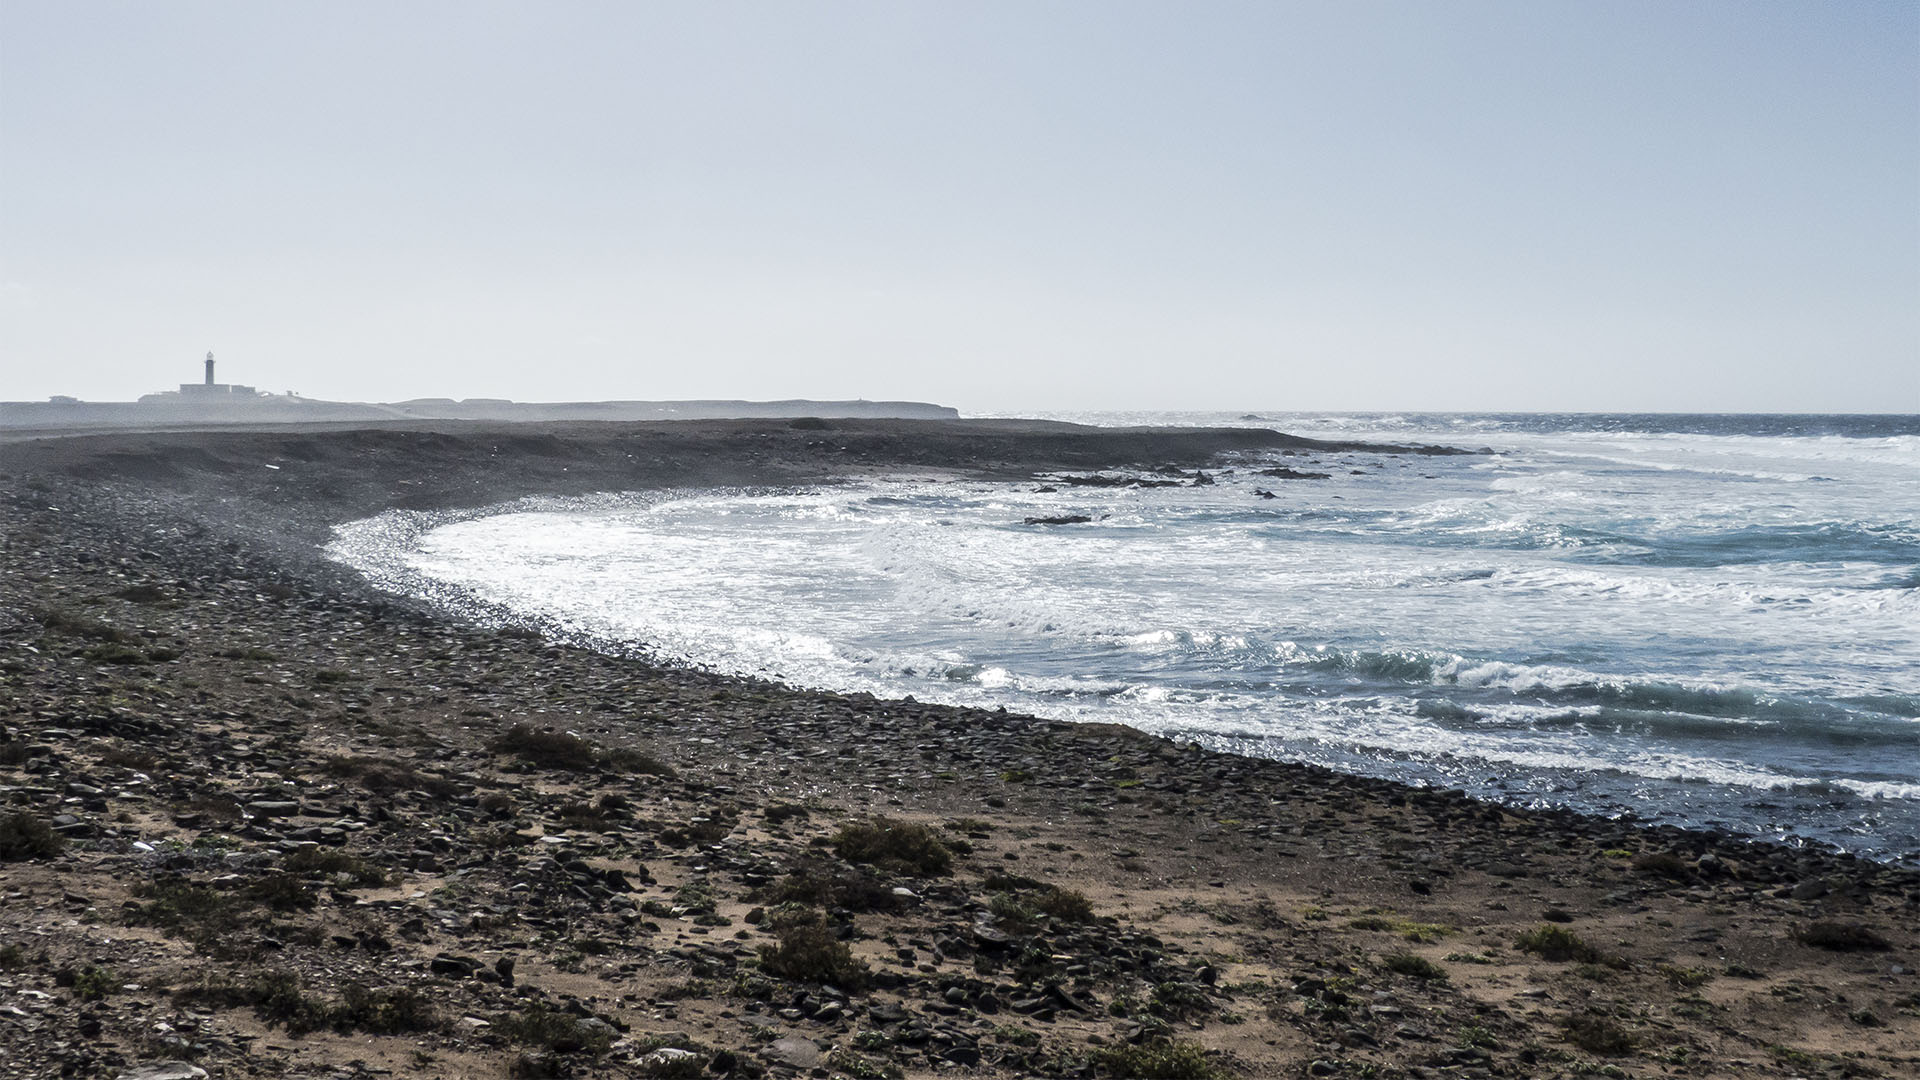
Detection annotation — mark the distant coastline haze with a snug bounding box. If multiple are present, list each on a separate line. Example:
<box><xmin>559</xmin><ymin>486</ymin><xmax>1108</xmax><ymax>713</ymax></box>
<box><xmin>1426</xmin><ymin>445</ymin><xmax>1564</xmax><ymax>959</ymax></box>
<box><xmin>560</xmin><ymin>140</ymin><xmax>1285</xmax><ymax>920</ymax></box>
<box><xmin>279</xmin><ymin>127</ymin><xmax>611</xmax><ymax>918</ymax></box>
<box><xmin>2</xmin><ymin>1</ymin><xmax>1914</xmax><ymax>413</ymax></box>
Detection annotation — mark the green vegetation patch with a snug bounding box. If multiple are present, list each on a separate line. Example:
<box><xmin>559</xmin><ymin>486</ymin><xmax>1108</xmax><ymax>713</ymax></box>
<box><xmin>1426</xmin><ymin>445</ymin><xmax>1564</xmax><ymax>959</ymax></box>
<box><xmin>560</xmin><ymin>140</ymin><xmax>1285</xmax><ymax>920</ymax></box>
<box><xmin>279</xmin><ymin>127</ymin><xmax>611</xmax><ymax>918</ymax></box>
<box><xmin>1516</xmin><ymin>924</ymin><xmax>1603</xmax><ymax>963</ymax></box>
<box><xmin>1563</xmin><ymin>1012</ymin><xmax>1637</xmax><ymax>1056</ymax></box>
<box><xmin>70</xmin><ymin>965</ymin><xmax>119</xmax><ymax>1000</ymax></box>
<box><xmin>757</xmin><ymin>914</ymin><xmax>870</xmax><ymax>990</ymax></box>
<box><xmin>1093</xmin><ymin>1039</ymin><xmax>1233</xmax><ymax>1079</ymax></box>
<box><xmin>1382</xmin><ymin>952</ymin><xmax>1448</xmax><ymax>981</ymax></box>
<box><xmin>984</xmin><ymin>872</ymin><xmax>1097</xmax><ymax>927</ymax></box>
<box><xmin>282</xmin><ymin>847</ymin><xmax>390</xmax><ymax>887</ymax></box>
<box><xmin>176</xmin><ymin>971</ymin><xmax>440</xmax><ymax>1036</ymax></box>
<box><xmin>493</xmin><ymin>1000</ymin><xmax>616</xmax><ymax>1054</ymax></box>
<box><xmin>761</xmin><ymin>860</ymin><xmax>902</xmax><ymax>913</ymax></box>
<box><xmin>0</xmin><ymin>813</ymin><xmax>64</xmax><ymax>860</ymax></box>
<box><xmin>126</xmin><ymin>873</ymin><xmax>317</xmax><ymax>951</ymax></box>
<box><xmin>833</xmin><ymin>817</ymin><xmax>953</xmax><ymax>876</ymax></box>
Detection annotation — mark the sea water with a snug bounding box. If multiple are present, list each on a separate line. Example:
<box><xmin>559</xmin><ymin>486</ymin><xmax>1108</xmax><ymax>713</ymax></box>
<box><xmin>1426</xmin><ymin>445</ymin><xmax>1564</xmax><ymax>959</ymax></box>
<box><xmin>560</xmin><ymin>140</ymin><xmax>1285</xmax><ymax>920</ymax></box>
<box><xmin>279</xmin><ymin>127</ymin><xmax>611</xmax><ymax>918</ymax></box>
<box><xmin>328</xmin><ymin>413</ymin><xmax>1920</xmax><ymax>861</ymax></box>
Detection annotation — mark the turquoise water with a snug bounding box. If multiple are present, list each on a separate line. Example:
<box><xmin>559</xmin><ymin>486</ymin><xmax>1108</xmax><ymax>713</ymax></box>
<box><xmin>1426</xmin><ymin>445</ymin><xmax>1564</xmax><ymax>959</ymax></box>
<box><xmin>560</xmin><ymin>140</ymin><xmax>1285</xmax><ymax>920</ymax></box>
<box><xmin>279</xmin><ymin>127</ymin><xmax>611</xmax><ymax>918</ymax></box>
<box><xmin>331</xmin><ymin>413</ymin><xmax>1920</xmax><ymax>860</ymax></box>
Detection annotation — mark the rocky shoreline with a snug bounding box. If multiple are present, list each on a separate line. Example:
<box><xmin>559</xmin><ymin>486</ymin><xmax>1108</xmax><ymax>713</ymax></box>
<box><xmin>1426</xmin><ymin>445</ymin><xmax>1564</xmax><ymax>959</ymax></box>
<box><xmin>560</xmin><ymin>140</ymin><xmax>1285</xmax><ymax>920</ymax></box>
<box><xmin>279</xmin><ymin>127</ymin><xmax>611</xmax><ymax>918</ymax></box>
<box><xmin>2</xmin><ymin>419</ymin><xmax>1915</xmax><ymax>1080</ymax></box>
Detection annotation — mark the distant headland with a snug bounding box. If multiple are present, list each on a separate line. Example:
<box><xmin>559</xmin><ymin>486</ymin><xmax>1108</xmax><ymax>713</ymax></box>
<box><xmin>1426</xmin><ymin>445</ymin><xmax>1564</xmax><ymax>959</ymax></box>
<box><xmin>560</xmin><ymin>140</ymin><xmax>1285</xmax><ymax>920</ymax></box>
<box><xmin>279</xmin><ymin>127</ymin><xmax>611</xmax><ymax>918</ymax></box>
<box><xmin>1</xmin><ymin>353</ymin><xmax>960</xmax><ymax>431</ymax></box>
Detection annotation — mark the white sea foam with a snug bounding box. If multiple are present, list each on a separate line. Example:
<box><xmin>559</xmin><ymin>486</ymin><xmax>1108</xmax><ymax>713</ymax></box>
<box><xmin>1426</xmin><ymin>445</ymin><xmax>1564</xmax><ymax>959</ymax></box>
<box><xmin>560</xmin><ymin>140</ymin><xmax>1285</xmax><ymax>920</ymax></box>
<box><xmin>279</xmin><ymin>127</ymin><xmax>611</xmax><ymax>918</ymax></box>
<box><xmin>329</xmin><ymin>414</ymin><xmax>1920</xmax><ymax>858</ymax></box>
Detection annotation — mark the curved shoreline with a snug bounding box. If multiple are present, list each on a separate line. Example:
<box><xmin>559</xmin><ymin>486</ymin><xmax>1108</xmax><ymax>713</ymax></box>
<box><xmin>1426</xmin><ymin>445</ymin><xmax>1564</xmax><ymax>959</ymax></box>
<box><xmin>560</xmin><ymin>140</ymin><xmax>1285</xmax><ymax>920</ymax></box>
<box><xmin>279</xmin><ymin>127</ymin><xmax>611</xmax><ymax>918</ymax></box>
<box><xmin>2</xmin><ymin>419</ymin><xmax>1915</xmax><ymax>1079</ymax></box>
<box><xmin>328</xmin><ymin>481</ymin><xmax>1920</xmax><ymax>864</ymax></box>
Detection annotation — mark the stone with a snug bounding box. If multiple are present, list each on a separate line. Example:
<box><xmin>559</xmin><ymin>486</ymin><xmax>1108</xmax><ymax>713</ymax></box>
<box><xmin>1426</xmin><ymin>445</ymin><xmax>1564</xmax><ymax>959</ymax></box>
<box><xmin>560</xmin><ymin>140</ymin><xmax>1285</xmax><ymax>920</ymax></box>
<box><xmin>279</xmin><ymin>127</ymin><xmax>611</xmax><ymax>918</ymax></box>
<box><xmin>636</xmin><ymin>1048</ymin><xmax>699</xmax><ymax>1071</ymax></box>
<box><xmin>1790</xmin><ymin>879</ymin><xmax>1828</xmax><ymax>901</ymax></box>
<box><xmin>117</xmin><ymin>1065</ymin><xmax>209</xmax><ymax>1080</ymax></box>
<box><xmin>767</xmin><ymin>1036</ymin><xmax>822</xmax><ymax>1068</ymax></box>
<box><xmin>429</xmin><ymin>953</ymin><xmax>479</xmax><ymax>976</ymax></box>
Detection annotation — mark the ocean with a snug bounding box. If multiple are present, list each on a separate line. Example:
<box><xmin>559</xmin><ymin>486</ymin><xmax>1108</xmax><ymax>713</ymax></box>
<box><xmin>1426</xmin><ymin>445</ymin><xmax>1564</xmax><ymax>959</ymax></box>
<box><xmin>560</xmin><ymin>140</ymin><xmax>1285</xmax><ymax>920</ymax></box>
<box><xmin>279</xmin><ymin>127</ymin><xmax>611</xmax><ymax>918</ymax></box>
<box><xmin>328</xmin><ymin>412</ymin><xmax>1920</xmax><ymax>862</ymax></box>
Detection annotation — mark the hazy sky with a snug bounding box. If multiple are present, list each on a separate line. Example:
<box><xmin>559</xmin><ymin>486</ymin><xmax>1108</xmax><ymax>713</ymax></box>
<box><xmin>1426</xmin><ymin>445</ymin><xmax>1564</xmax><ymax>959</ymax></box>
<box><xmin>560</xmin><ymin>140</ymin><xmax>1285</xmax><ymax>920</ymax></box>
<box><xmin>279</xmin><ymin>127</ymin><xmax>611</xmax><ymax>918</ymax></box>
<box><xmin>3</xmin><ymin>1</ymin><xmax>1916</xmax><ymax>412</ymax></box>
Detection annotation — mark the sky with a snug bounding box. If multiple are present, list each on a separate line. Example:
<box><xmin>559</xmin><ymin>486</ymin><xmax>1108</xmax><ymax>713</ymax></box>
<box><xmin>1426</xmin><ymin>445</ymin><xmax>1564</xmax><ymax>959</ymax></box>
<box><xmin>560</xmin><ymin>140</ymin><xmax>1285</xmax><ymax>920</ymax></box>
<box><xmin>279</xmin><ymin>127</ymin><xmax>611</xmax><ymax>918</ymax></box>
<box><xmin>3</xmin><ymin>1</ymin><xmax>1916</xmax><ymax>413</ymax></box>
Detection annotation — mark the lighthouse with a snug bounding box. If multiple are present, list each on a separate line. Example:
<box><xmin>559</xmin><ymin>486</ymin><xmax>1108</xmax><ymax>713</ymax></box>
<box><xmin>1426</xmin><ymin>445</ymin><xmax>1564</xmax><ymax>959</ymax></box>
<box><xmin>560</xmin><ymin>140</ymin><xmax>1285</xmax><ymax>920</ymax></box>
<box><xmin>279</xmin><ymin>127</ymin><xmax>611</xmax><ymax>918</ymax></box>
<box><xmin>178</xmin><ymin>352</ymin><xmax>257</xmax><ymax>397</ymax></box>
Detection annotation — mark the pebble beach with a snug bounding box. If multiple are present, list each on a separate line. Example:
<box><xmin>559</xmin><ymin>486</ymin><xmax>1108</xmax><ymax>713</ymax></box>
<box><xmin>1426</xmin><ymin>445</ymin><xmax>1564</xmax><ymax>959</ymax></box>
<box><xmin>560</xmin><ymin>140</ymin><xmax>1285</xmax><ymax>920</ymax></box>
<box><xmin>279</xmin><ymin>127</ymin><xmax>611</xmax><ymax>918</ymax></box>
<box><xmin>1</xmin><ymin>419</ymin><xmax>1915</xmax><ymax>1080</ymax></box>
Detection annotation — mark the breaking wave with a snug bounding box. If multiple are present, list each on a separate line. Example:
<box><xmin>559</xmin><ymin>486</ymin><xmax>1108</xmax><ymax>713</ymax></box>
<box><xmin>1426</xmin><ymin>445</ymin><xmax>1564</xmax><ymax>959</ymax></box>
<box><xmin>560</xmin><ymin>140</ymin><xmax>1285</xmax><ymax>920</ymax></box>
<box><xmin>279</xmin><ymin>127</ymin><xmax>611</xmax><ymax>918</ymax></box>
<box><xmin>330</xmin><ymin>411</ymin><xmax>1920</xmax><ymax>861</ymax></box>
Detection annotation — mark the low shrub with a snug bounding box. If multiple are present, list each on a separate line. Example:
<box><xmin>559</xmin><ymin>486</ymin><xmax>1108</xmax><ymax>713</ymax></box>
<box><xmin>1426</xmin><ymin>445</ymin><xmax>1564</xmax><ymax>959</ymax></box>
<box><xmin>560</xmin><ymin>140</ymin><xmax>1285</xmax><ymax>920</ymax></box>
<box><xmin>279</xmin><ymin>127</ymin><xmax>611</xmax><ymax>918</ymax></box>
<box><xmin>994</xmin><ymin>1024</ymin><xmax>1041</xmax><ymax>1047</ymax></box>
<box><xmin>758</xmin><ymin>915</ymin><xmax>870</xmax><ymax>990</ymax></box>
<box><xmin>1150</xmin><ymin>981</ymin><xmax>1213</xmax><ymax>1020</ymax></box>
<box><xmin>833</xmin><ymin>818</ymin><xmax>952</xmax><ymax>876</ymax></box>
<box><xmin>1516</xmin><ymin>924</ymin><xmax>1602</xmax><ymax>963</ymax></box>
<box><xmin>1563</xmin><ymin>1012</ymin><xmax>1636</xmax><ymax>1055</ymax></box>
<box><xmin>128</xmin><ymin>878</ymin><xmax>234</xmax><ymax>932</ymax></box>
<box><xmin>244</xmin><ymin>873</ymin><xmax>317</xmax><ymax>912</ymax></box>
<box><xmin>1035</xmin><ymin>886</ymin><xmax>1095</xmax><ymax>922</ymax></box>
<box><xmin>1382</xmin><ymin>952</ymin><xmax>1448</xmax><ymax>981</ymax></box>
<box><xmin>71</xmin><ymin>965</ymin><xmax>118</xmax><ymax>1000</ymax></box>
<box><xmin>764</xmin><ymin>803</ymin><xmax>811</xmax><ymax>825</ymax></box>
<box><xmin>760</xmin><ymin>861</ymin><xmax>900</xmax><ymax>913</ymax></box>
<box><xmin>176</xmin><ymin>972</ymin><xmax>439</xmax><ymax>1036</ymax></box>
<box><xmin>0</xmin><ymin>813</ymin><xmax>64</xmax><ymax>860</ymax></box>
<box><xmin>282</xmin><ymin>847</ymin><xmax>389</xmax><ymax>886</ymax></box>
<box><xmin>490</xmin><ymin>724</ymin><xmax>599</xmax><ymax>771</ymax></box>
<box><xmin>1093</xmin><ymin>1039</ymin><xmax>1231</xmax><ymax>1079</ymax></box>
<box><xmin>334</xmin><ymin>983</ymin><xmax>439</xmax><ymax>1034</ymax></box>
<box><xmin>494</xmin><ymin>1001</ymin><xmax>615</xmax><ymax>1053</ymax></box>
